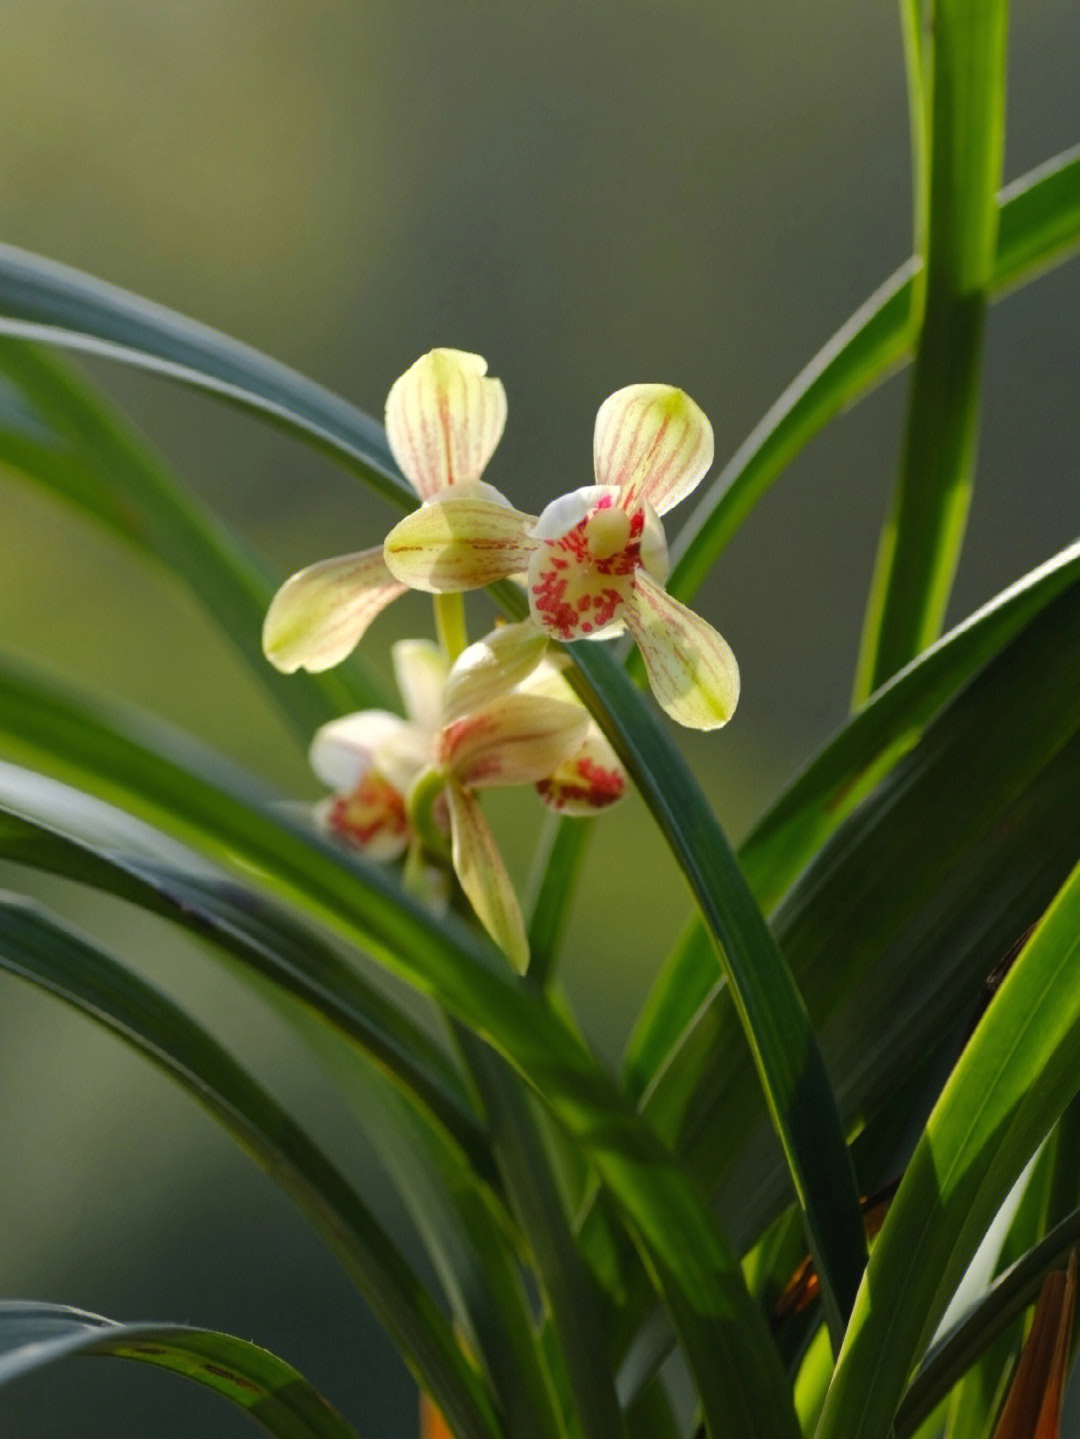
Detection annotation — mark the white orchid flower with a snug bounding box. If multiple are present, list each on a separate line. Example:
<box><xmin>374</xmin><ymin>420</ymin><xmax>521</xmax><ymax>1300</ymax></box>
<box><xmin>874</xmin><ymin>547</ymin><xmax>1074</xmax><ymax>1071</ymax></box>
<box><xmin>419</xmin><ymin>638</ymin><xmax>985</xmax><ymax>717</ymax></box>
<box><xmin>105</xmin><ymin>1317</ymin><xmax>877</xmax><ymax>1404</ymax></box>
<box><xmin>262</xmin><ymin>349</ymin><xmax>507</xmax><ymax>673</ymax></box>
<box><xmin>309</xmin><ymin>633</ymin><xmax>624</xmax><ymax>970</ymax></box>
<box><xmin>383</xmin><ymin>384</ymin><xmax>740</xmax><ymax>730</ymax></box>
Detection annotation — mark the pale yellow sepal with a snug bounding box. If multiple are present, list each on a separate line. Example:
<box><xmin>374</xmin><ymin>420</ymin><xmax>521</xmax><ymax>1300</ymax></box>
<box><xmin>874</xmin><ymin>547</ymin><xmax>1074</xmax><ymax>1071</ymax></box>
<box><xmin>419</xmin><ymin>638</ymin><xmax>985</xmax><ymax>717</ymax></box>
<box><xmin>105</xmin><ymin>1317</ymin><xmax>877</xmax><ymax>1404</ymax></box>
<box><xmin>593</xmin><ymin>383</ymin><xmax>714</xmax><ymax>516</ymax></box>
<box><xmin>262</xmin><ymin>547</ymin><xmax>406</xmax><ymax>673</ymax></box>
<box><xmin>385</xmin><ymin>349</ymin><xmax>507</xmax><ymax>500</ymax></box>
<box><xmin>624</xmin><ymin>568</ymin><xmax>740</xmax><ymax>730</ymax></box>
<box><xmin>445</xmin><ymin>780</ymin><xmax>529</xmax><ymax>973</ymax></box>
<box><xmin>441</xmin><ymin>621</ymin><xmax>549</xmax><ymax>723</ymax></box>
<box><xmin>438</xmin><ymin>693</ymin><xmax>588</xmax><ymax>789</ymax></box>
<box><xmin>384</xmin><ymin>497</ymin><xmax>538</xmax><ymax>592</ymax></box>
<box><xmin>391</xmin><ymin>639</ymin><xmax>450</xmax><ymax>732</ymax></box>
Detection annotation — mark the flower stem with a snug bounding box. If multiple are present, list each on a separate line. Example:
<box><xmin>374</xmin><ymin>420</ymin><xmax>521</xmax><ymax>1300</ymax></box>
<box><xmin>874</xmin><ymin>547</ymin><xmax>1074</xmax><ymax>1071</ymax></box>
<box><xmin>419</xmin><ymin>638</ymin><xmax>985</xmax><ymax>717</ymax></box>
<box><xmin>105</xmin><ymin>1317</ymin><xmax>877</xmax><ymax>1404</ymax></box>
<box><xmin>434</xmin><ymin>593</ymin><xmax>469</xmax><ymax>663</ymax></box>
<box><xmin>407</xmin><ymin>765</ymin><xmax>452</xmax><ymax>862</ymax></box>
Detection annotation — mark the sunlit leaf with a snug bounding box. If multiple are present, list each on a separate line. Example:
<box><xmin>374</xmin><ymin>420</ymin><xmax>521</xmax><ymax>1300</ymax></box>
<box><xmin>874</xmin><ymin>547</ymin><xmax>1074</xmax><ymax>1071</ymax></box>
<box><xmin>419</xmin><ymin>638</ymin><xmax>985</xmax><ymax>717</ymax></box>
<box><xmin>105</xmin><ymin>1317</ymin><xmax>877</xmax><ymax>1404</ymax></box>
<box><xmin>816</xmin><ymin>854</ymin><xmax>1080</xmax><ymax>1439</ymax></box>
<box><xmin>853</xmin><ymin>0</ymin><xmax>1009</xmax><ymax>696</ymax></box>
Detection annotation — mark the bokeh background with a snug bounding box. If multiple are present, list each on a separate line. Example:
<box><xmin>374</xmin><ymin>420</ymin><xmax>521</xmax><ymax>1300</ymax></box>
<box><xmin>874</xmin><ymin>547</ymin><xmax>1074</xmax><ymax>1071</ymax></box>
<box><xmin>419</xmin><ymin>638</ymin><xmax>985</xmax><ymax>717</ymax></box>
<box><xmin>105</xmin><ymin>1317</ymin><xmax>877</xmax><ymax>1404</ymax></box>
<box><xmin>1</xmin><ymin>3</ymin><xmax>1078</xmax><ymax>1434</ymax></box>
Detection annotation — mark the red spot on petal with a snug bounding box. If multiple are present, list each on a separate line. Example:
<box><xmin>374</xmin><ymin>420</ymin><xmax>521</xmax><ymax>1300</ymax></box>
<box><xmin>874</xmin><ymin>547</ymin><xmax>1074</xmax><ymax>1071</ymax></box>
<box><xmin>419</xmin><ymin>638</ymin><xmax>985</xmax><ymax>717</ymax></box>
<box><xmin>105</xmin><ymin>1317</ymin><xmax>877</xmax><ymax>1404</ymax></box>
<box><xmin>536</xmin><ymin>757</ymin><xmax>626</xmax><ymax>811</ymax></box>
<box><xmin>327</xmin><ymin>774</ymin><xmax>409</xmax><ymax>850</ymax></box>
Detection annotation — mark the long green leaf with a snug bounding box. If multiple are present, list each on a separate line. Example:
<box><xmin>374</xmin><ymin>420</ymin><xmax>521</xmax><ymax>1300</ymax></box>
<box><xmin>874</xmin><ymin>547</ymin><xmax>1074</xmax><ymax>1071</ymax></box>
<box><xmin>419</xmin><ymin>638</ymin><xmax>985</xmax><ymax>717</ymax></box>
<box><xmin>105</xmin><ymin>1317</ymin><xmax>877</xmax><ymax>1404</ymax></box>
<box><xmin>625</xmin><ymin>537</ymin><xmax>1080</xmax><ymax>1098</ymax></box>
<box><xmin>7</xmin><ymin>790</ymin><xmax>567</xmax><ymax>1439</ymax></box>
<box><xmin>663</xmin><ymin>146</ymin><xmax>1080</xmax><ymax>614</ymax></box>
<box><xmin>0</xmin><ymin>1303</ymin><xmax>360</xmax><ymax>1439</ymax></box>
<box><xmin>525</xmin><ymin>815</ymin><xmax>593</xmax><ymax>990</ymax></box>
<box><xmin>995</xmin><ymin>144</ymin><xmax>1080</xmax><ymax>287</ymax></box>
<box><xmin>816</xmin><ymin>851</ymin><xmax>1080</xmax><ymax>1439</ymax></box>
<box><xmin>0</xmin><ymin>759</ymin><xmax>485</xmax><ymax>1167</ymax></box>
<box><xmin>456</xmin><ymin>1031</ymin><xmax>627</xmax><ymax>1439</ymax></box>
<box><xmin>0</xmin><ymin>341</ymin><xmax>382</xmax><ymax>735</ymax></box>
<box><xmin>0</xmin><ymin>661</ymin><xmax>798</xmax><ymax>1438</ymax></box>
<box><xmin>0</xmin><ymin>246</ymin><xmax>409</xmax><ymax>505</ymax></box>
<box><xmin>853</xmin><ymin>0</ymin><xmax>1010</xmax><ymax>697</ymax></box>
<box><xmin>642</xmin><ymin>582</ymin><xmax>1080</xmax><ymax>1255</ymax></box>
<box><xmin>0</xmin><ymin>897</ymin><xmax>499</xmax><ymax>1439</ymax></box>
<box><xmin>562</xmin><ymin>639</ymin><xmax>866</xmax><ymax>1348</ymax></box>
<box><xmin>310</xmin><ymin>1029</ymin><xmax>566</xmax><ymax>1439</ymax></box>
<box><xmin>13</xmin><ymin>777</ymin><xmax>547</xmax><ymax>1428</ymax></box>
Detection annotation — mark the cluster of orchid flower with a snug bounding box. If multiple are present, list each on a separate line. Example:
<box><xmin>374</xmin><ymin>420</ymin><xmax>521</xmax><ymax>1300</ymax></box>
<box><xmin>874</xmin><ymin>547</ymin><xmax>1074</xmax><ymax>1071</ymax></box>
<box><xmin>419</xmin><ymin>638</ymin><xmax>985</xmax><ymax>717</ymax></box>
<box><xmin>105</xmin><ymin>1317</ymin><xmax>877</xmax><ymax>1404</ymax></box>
<box><xmin>263</xmin><ymin>349</ymin><xmax>739</xmax><ymax>970</ymax></box>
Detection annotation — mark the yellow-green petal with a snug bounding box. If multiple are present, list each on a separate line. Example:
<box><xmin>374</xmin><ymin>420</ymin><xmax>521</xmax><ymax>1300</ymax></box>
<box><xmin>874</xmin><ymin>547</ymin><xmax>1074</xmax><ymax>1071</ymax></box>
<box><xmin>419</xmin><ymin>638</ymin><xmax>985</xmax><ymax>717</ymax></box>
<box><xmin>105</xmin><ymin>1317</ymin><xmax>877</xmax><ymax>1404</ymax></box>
<box><xmin>445</xmin><ymin>780</ymin><xmax>529</xmax><ymax>973</ymax></box>
<box><xmin>392</xmin><ymin>639</ymin><xmax>450</xmax><ymax>731</ymax></box>
<box><xmin>384</xmin><ymin>497</ymin><xmax>538</xmax><ymax>592</ymax></box>
<box><xmin>441</xmin><ymin>621</ymin><xmax>549</xmax><ymax>723</ymax></box>
<box><xmin>262</xmin><ymin>547</ymin><xmax>406</xmax><ymax>673</ymax></box>
<box><xmin>385</xmin><ymin>348</ymin><xmax>507</xmax><ymax>500</ymax></box>
<box><xmin>436</xmin><ymin>693</ymin><xmax>587</xmax><ymax>790</ymax></box>
<box><xmin>593</xmin><ymin>383</ymin><xmax>714</xmax><ymax>516</ymax></box>
<box><xmin>624</xmin><ymin>568</ymin><xmax>740</xmax><ymax>730</ymax></box>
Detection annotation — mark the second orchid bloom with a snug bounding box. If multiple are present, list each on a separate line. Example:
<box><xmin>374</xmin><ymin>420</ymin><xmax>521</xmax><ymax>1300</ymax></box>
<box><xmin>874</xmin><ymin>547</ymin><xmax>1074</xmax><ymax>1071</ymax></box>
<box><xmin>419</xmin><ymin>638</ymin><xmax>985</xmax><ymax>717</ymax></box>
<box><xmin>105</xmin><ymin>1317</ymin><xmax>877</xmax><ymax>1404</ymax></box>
<box><xmin>312</xmin><ymin>628</ymin><xmax>627</xmax><ymax>971</ymax></box>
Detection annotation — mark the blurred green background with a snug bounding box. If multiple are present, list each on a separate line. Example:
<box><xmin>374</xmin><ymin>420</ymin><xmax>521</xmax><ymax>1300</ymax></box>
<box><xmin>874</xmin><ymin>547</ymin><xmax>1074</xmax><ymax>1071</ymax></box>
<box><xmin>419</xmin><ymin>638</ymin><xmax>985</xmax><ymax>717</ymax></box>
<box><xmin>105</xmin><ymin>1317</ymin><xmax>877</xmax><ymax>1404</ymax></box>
<box><xmin>1</xmin><ymin>2</ymin><xmax>1077</xmax><ymax>1434</ymax></box>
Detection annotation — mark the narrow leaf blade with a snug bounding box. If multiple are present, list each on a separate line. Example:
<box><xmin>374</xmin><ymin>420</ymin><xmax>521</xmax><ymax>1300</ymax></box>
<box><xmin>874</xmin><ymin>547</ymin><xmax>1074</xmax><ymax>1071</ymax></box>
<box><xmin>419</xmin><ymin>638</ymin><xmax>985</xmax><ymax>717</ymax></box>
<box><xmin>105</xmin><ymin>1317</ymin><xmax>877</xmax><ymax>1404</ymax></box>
<box><xmin>0</xmin><ymin>1303</ymin><xmax>360</xmax><ymax>1439</ymax></box>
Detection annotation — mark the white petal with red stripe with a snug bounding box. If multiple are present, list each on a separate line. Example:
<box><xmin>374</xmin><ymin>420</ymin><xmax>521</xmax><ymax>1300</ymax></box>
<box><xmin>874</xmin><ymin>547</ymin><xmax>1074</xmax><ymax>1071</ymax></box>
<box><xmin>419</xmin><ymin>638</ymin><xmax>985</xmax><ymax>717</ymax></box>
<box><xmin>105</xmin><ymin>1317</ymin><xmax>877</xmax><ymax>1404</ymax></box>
<box><xmin>436</xmin><ymin>693</ymin><xmax>587</xmax><ymax>790</ymax></box>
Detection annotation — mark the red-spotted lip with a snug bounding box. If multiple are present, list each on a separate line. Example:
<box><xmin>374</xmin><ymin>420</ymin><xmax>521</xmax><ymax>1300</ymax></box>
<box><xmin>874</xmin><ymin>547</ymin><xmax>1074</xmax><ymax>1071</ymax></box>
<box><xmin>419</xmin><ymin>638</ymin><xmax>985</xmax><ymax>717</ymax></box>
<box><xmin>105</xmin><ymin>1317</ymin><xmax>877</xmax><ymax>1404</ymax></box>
<box><xmin>325</xmin><ymin>773</ymin><xmax>410</xmax><ymax>851</ymax></box>
<box><xmin>536</xmin><ymin>756</ymin><xmax>626</xmax><ymax>811</ymax></box>
<box><xmin>526</xmin><ymin>497</ymin><xmax>647</xmax><ymax>641</ymax></box>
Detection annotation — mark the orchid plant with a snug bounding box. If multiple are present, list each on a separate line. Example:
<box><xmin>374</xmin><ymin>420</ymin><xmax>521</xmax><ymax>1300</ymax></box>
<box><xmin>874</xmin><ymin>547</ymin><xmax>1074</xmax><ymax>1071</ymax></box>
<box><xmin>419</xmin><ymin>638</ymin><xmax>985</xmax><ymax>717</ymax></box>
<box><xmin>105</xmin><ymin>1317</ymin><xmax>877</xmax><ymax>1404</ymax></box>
<box><xmin>4</xmin><ymin>4</ymin><xmax>1080</xmax><ymax>1438</ymax></box>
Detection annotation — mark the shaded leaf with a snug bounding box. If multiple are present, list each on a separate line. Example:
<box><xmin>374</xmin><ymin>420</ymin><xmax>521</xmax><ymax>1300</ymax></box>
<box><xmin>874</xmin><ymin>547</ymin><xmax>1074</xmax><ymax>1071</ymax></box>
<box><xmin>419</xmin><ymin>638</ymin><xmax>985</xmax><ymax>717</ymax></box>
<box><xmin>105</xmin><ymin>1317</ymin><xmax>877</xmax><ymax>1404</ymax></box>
<box><xmin>625</xmin><ymin>540</ymin><xmax>1080</xmax><ymax>1129</ymax></box>
<box><xmin>0</xmin><ymin>1302</ymin><xmax>360</xmax><ymax>1439</ymax></box>
<box><xmin>630</xmin><ymin>563</ymin><xmax>1080</xmax><ymax>1258</ymax></box>
<box><xmin>0</xmin><ymin>898</ymin><xmax>499</xmax><ymax>1439</ymax></box>
<box><xmin>0</xmin><ymin>341</ymin><xmax>382</xmax><ymax>735</ymax></box>
<box><xmin>0</xmin><ymin>658</ymin><xmax>797</xmax><ymax>1438</ymax></box>
<box><xmin>816</xmin><ymin>850</ymin><xmax>1080</xmax><ymax>1439</ymax></box>
<box><xmin>0</xmin><ymin>759</ymin><xmax>486</xmax><ymax>1168</ymax></box>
